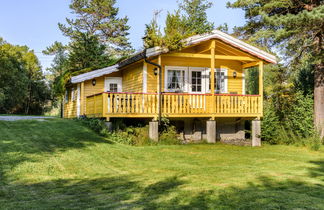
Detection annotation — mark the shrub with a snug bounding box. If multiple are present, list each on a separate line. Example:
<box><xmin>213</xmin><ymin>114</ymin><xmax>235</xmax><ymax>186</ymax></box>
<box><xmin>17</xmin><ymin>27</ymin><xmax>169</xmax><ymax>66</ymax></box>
<box><xmin>285</xmin><ymin>92</ymin><xmax>314</xmax><ymax>138</ymax></box>
<box><xmin>75</xmin><ymin>117</ymin><xmax>109</xmax><ymax>135</ymax></box>
<box><xmin>159</xmin><ymin>125</ymin><xmax>181</xmax><ymax>145</ymax></box>
<box><xmin>75</xmin><ymin>117</ymin><xmax>182</xmax><ymax>146</ymax></box>
<box><xmin>262</xmin><ymin>101</ymin><xmax>281</xmax><ymax>143</ymax></box>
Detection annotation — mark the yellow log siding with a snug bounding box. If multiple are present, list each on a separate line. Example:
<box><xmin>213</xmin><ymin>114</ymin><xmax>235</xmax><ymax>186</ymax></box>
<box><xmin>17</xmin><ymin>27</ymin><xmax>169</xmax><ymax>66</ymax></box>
<box><xmin>64</xmin><ymin>84</ymin><xmax>78</xmax><ymax>118</ymax></box>
<box><xmin>147</xmin><ymin>63</ymin><xmax>158</xmax><ymax>93</ymax></box>
<box><xmin>121</xmin><ymin>62</ymin><xmax>143</xmax><ymax>92</ymax></box>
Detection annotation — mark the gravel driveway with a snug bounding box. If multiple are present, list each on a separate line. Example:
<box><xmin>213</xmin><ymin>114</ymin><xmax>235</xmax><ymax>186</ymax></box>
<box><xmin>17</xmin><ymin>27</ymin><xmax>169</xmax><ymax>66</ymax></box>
<box><xmin>0</xmin><ymin>116</ymin><xmax>55</xmax><ymax>121</ymax></box>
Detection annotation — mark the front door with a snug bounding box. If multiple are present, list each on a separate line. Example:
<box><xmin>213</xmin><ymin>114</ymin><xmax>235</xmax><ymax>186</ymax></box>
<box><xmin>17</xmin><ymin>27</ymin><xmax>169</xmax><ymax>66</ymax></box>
<box><xmin>105</xmin><ymin>77</ymin><xmax>122</xmax><ymax>92</ymax></box>
<box><xmin>105</xmin><ymin>77</ymin><xmax>122</xmax><ymax>113</ymax></box>
<box><xmin>189</xmin><ymin>67</ymin><xmax>207</xmax><ymax>94</ymax></box>
<box><xmin>189</xmin><ymin>67</ymin><xmax>207</xmax><ymax>109</ymax></box>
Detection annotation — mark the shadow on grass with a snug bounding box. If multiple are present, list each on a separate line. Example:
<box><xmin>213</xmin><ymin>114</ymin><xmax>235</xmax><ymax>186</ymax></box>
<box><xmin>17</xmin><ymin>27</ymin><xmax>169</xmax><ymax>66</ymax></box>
<box><xmin>0</xmin><ymin>119</ymin><xmax>111</xmax><ymax>182</ymax></box>
<box><xmin>0</xmin><ymin>161</ymin><xmax>324</xmax><ymax>209</ymax></box>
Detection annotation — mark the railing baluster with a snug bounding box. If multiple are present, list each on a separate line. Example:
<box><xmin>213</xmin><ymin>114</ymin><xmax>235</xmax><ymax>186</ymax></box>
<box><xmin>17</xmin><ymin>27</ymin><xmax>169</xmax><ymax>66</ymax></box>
<box><xmin>85</xmin><ymin>93</ymin><xmax>262</xmax><ymax>118</ymax></box>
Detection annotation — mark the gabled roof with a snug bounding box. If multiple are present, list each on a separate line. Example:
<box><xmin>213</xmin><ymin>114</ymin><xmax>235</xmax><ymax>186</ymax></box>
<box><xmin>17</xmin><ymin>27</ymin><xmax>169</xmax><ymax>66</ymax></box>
<box><xmin>184</xmin><ymin>30</ymin><xmax>277</xmax><ymax>64</ymax></box>
<box><xmin>71</xmin><ymin>30</ymin><xmax>277</xmax><ymax>84</ymax></box>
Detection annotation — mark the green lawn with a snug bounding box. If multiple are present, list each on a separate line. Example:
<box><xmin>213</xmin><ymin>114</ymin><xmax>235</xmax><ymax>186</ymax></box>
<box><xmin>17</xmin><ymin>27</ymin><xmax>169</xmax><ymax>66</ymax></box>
<box><xmin>0</xmin><ymin>119</ymin><xmax>323</xmax><ymax>209</ymax></box>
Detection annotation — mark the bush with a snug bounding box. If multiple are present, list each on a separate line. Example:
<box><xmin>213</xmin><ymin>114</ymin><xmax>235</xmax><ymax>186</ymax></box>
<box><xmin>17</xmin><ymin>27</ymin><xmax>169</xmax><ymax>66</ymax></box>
<box><xmin>159</xmin><ymin>125</ymin><xmax>181</xmax><ymax>145</ymax></box>
<box><xmin>285</xmin><ymin>92</ymin><xmax>314</xmax><ymax>138</ymax></box>
<box><xmin>261</xmin><ymin>91</ymin><xmax>321</xmax><ymax>150</ymax></box>
<box><xmin>262</xmin><ymin>102</ymin><xmax>281</xmax><ymax>143</ymax></box>
<box><xmin>108</xmin><ymin>126</ymin><xmax>151</xmax><ymax>146</ymax></box>
<box><xmin>75</xmin><ymin>117</ymin><xmax>109</xmax><ymax>135</ymax></box>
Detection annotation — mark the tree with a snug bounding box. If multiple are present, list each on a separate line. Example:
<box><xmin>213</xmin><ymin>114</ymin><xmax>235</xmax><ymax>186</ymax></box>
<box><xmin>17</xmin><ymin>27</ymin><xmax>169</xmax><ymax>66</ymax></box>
<box><xmin>179</xmin><ymin>0</ymin><xmax>214</xmax><ymax>35</ymax></box>
<box><xmin>143</xmin><ymin>0</ymin><xmax>214</xmax><ymax>50</ymax></box>
<box><xmin>67</xmin><ymin>32</ymin><xmax>111</xmax><ymax>73</ymax></box>
<box><xmin>58</xmin><ymin>0</ymin><xmax>132</xmax><ymax>56</ymax></box>
<box><xmin>143</xmin><ymin>11</ymin><xmax>163</xmax><ymax>49</ymax></box>
<box><xmin>0</xmin><ymin>38</ymin><xmax>50</xmax><ymax>115</ymax></box>
<box><xmin>43</xmin><ymin>41</ymin><xmax>68</xmax><ymax>78</ymax></box>
<box><xmin>43</xmin><ymin>41</ymin><xmax>69</xmax><ymax>116</ymax></box>
<box><xmin>227</xmin><ymin>0</ymin><xmax>324</xmax><ymax>138</ymax></box>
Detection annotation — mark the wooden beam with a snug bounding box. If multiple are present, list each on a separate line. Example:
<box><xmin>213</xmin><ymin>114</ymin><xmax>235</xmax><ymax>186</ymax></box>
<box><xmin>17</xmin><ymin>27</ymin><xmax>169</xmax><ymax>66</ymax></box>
<box><xmin>242</xmin><ymin>62</ymin><xmax>260</xmax><ymax>69</ymax></box>
<box><xmin>258</xmin><ymin>61</ymin><xmax>264</xmax><ymax>117</ymax></box>
<box><xmin>164</xmin><ymin>53</ymin><xmax>256</xmax><ymax>61</ymax></box>
<box><xmin>157</xmin><ymin>55</ymin><xmax>162</xmax><ymax>122</ymax></box>
<box><xmin>195</xmin><ymin>42</ymin><xmax>212</xmax><ymax>54</ymax></box>
<box><xmin>211</xmin><ymin>40</ymin><xmax>216</xmax><ymax>119</ymax></box>
<box><xmin>215</xmin><ymin>40</ymin><xmax>251</xmax><ymax>57</ymax></box>
<box><xmin>164</xmin><ymin>53</ymin><xmax>210</xmax><ymax>59</ymax></box>
<box><xmin>215</xmin><ymin>55</ymin><xmax>255</xmax><ymax>61</ymax></box>
<box><xmin>215</xmin><ymin>42</ymin><xmax>241</xmax><ymax>56</ymax></box>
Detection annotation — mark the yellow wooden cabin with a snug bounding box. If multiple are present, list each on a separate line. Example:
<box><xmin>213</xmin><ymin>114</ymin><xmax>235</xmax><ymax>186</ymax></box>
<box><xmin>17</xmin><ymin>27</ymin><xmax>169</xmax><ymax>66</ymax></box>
<box><xmin>64</xmin><ymin>30</ymin><xmax>276</xmax><ymax>145</ymax></box>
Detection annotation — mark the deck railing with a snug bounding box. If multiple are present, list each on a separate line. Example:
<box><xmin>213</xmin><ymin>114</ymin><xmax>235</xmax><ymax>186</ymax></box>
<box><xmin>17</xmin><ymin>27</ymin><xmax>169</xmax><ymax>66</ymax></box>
<box><xmin>85</xmin><ymin>92</ymin><xmax>262</xmax><ymax>118</ymax></box>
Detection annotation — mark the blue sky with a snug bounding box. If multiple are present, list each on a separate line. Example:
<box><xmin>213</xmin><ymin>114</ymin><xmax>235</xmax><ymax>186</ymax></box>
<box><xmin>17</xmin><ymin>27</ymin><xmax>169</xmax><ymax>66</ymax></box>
<box><xmin>0</xmin><ymin>0</ymin><xmax>245</xmax><ymax>70</ymax></box>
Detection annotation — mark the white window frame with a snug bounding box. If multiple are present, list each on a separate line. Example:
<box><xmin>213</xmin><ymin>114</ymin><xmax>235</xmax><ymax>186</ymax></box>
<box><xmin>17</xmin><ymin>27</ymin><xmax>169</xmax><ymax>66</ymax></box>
<box><xmin>188</xmin><ymin>67</ymin><xmax>207</xmax><ymax>94</ymax></box>
<box><xmin>206</xmin><ymin>68</ymin><xmax>228</xmax><ymax>94</ymax></box>
<box><xmin>164</xmin><ymin>66</ymin><xmax>189</xmax><ymax>92</ymax></box>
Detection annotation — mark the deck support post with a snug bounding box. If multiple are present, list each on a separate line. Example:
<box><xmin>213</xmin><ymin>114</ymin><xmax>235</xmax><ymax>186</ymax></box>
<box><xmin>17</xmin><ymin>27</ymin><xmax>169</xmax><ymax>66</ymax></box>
<box><xmin>149</xmin><ymin>121</ymin><xmax>159</xmax><ymax>142</ymax></box>
<box><xmin>206</xmin><ymin>120</ymin><xmax>216</xmax><ymax>143</ymax></box>
<box><xmin>105</xmin><ymin>121</ymin><xmax>113</xmax><ymax>132</ymax></box>
<box><xmin>210</xmin><ymin>40</ymin><xmax>216</xmax><ymax>118</ymax></box>
<box><xmin>252</xmin><ymin>119</ymin><xmax>261</xmax><ymax>147</ymax></box>
<box><xmin>258</xmin><ymin>61</ymin><xmax>264</xmax><ymax>116</ymax></box>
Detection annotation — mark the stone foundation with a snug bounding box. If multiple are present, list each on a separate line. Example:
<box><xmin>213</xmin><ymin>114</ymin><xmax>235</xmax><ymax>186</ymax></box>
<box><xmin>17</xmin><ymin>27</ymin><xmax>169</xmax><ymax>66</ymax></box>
<box><xmin>180</xmin><ymin>118</ymin><xmax>246</xmax><ymax>143</ymax></box>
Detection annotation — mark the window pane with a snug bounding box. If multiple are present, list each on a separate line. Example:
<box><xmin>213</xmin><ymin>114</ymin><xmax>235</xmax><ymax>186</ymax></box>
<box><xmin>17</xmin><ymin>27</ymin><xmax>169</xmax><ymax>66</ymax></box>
<box><xmin>167</xmin><ymin>70</ymin><xmax>185</xmax><ymax>91</ymax></box>
<box><xmin>109</xmin><ymin>83</ymin><xmax>118</xmax><ymax>92</ymax></box>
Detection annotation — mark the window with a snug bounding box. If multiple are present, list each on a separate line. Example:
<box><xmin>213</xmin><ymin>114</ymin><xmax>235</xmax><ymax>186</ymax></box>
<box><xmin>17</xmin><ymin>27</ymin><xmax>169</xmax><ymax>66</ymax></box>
<box><xmin>191</xmin><ymin>71</ymin><xmax>202</xmax><ymax>92</ymax></box>
<box><xmin>216</xmin><ymin>70</ymin><xmax>226</xmax><ymax>93</ymax></box>
<box><xmin>167</xmin><ymin>69</ymin><xmax>185</xmax><ymax>91</ymax></box>
<box><xmin>109</xmin><ymin>83</ymin><xmax>118</xmax><ymax>92</ymax></box>
<box><xmin>208</xmin><ymin>68</ymin><xmax>228</xmax><ymax>93</ymax></box>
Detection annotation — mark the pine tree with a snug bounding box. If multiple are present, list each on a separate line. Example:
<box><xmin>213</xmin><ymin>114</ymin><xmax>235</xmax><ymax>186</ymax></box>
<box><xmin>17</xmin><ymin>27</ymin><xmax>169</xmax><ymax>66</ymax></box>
<box><xmin>143</xmin><ymin>11</ymin><xmax>163</xmax><ymax>49</ymax></box>
<box><xmin>143</xmin><ymin>0</ymin><xmax>214</xmax><ymax>50</ymax></box>
<box><xmin>179</xmin><ymin>0</ymin><xmax>214</xmax><ymax>35</ymax></box>
<box><xmin>227</xmin><ymin>0</ymin><xmax>324</xmax><ymax>138</ymax></box>
<box><xmin>59</xmin><ymin>0</ymin><xmax>132</xmax><ymax>56</ymax></box>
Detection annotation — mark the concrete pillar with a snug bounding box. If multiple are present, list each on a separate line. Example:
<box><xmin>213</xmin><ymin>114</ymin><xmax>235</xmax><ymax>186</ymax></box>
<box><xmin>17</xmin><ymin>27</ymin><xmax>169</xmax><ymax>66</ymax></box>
<box><xmin>206</xmin><ymin>120</ymin><xmax>216</xmax><ymax>143</ymax></box>
<box><xmin>105</xmin><ymin>121</ymin><xmax>113</xmax><ymax>132</ymax></box>
<box><xmin>184</xmin><ymin>119</ymin><xmax>193</xmax><ymax>141</ymax></box>
<box><xmin>149</xmin><ymin>121</ymin><xmax>159</xmax><ymax>142</ymax></box>
<box><xmin>252</xmin><ymin>119</ymin><xmax>261</xmax><ymax>147</ymax></box>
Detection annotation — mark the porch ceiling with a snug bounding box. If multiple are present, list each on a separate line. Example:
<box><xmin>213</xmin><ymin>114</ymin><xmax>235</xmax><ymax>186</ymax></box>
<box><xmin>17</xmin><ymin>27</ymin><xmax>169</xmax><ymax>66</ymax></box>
<box><xmin>178</xmin><ymin>39</ymin><xmax>259</xmax><ymax>64</ymax></box>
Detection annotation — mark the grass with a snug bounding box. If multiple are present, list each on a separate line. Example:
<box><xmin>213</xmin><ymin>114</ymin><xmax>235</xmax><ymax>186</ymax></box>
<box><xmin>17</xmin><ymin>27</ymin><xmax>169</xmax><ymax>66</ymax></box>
<box><xmin>0</xmin><ymin>119</ymin><xmax>323</xmax><ymax>209</ymax></box>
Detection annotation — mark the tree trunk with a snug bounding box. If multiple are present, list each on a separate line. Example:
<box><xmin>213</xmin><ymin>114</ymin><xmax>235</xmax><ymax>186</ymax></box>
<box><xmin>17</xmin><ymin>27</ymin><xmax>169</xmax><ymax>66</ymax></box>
<box><xmin>314</xmin><ymin>64</ymin><xmax>324</xmax><ymax>139</ymax></box>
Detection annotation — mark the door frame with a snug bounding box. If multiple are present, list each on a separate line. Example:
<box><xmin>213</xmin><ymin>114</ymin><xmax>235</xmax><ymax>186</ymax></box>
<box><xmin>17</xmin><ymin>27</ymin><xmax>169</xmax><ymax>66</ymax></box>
<box><xmin>188</xmin><ymin>67</ymin><xmax>207</xmax><ymax>94</ymax></box>
<box><xmin>104</xmin><ymin>77</ymin><xmax>123</xmax><ymax>92</ymax></box>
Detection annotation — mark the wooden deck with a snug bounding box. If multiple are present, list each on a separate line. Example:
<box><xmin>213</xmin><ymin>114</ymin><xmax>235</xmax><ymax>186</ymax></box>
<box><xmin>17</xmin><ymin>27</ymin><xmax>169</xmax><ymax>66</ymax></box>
<box><xmin>85</xmin><ymin>92</ymin><xmax>262</xmax><ymax>119</ymax></box>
